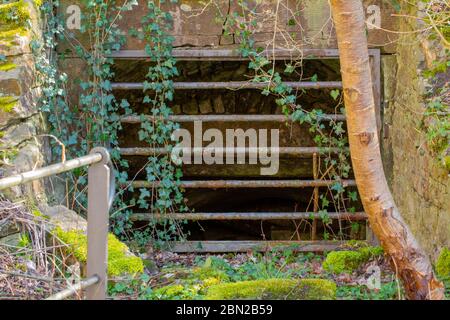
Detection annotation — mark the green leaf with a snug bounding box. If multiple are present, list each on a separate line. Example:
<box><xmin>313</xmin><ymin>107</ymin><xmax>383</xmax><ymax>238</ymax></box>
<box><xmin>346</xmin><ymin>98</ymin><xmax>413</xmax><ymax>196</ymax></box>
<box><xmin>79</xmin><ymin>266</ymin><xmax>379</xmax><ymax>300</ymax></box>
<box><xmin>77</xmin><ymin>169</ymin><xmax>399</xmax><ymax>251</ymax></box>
<box><xmin>330</xmin><ymin>89</ymin><xmax>340</xmax><ymax>101</ymax></box>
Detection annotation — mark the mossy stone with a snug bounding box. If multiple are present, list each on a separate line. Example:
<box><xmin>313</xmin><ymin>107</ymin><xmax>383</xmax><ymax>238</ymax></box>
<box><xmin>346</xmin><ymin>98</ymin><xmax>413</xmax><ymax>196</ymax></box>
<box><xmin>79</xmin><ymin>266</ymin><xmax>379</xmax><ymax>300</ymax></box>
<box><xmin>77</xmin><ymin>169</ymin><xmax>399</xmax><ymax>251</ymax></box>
<box><xmin>0</xmin><ymin>96</ymin><xmax>18</xmax><ymax>112</ymax></box>
<box><xmin>54</xmin><ymin>227</ymin><xmax>144</xmax><ymax>277</ymax></box>
<box><xmin>436</xmin><ymin>248</ymin><xmax>450</xmax><ymax>279</ymax></box>
<box><xmin>205</xmin><ymin>278</ymin><xmax>336</xmax><ymax>300</ymax></box>
<box><xmin>0</xmin><ymin>1</ymin><xmax>31</xmax><ymax>25</ymax></box>
<box><xmin>191</xmin><ymin>266</ymin><xmax>230</xmax><ymax>282</ymax></box>
<box><xmin>0</xmin><ymin>61</ymin><xmax>17</xmax><ymax>71</ymax></box>
<box><xmin>322</xmin><ymin>246</ymin><xmax>383</xmax><ymax>275</ymax></box>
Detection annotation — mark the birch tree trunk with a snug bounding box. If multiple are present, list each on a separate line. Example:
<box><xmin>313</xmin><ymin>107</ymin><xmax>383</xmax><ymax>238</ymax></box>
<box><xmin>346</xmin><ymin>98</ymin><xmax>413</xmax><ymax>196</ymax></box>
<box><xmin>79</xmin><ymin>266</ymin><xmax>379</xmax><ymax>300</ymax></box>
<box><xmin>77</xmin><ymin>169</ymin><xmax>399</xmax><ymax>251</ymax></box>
<box><xmin>330</xmin><ymin>0</ymin><xmax>445</xmax><ymax>300</ymax></box>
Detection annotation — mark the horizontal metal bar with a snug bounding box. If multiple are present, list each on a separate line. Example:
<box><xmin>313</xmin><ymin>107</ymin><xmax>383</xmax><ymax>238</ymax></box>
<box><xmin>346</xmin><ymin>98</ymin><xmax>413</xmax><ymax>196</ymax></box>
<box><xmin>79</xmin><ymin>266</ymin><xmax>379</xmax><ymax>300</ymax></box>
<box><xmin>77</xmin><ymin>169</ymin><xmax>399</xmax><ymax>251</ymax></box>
<box><xmin>130</xmin><ymin>212</ymin><xmax>367</xmax><ymax>221</ymax></box>
<box><xmin>119</xmin><ymin>147</ymin><xmax>345</xmax><ymax>157</ymax></box>
<box><xmin>45</xmin><ymin>276</ymin><xmax>99</xmax><ymax>300</ymax></box>
<box><xmin>130</xmin><ymin>179</ymin><xmax>356</xmax><ymax>188</ymax></box>
<box><xmin>111</xmin><ymin>81</ymin><xmax>342</xmax><ymax>90</ymax></box>
<box><xmin>0</xmin><ymin>153</ymin><xmax>103</xmax><ymax>191</ymax></box>
<box><xmin>109</xmin><ymin>48</ymin><xmax>343</xmax><ymax>60</ymax></box>
<box><xmin>168</xmin><ymin>240</ymin><xmax>367</xmax><ymax>253</ymax></box>
<box><xmin>109</xmin><ymin>49</ymin><xmax>381</xmax><ymax>60</ymax></box>
<box><xmin>120</xmin><ymin>114</ymin><xmax>346</xmax><ymax>123</ymax></box>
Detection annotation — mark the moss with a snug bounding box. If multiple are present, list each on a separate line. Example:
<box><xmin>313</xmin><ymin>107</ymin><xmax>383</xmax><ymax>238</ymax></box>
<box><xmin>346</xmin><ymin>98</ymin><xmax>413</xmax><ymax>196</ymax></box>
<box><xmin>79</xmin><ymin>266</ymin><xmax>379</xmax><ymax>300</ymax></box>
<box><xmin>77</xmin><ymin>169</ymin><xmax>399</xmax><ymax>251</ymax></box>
<box><xmin>0</xmin><ymin>148</ymin><xmax>19</xmax><ymax>163</ymax></box>
<box><xmin>0</xmin><ymin>61</ymin><xmax>17</xmax><ymax>71</ymax></box>
<box><xmin>436</xmin><ymin>248</ymin><xmax>450</xmax><ymax>279</ymax></box>
<box><xmin>191</xmin><ymin>266</ymin><xmax>230</xmax><ymax>282</ymax></box>
<box><xmin>0</xmin><ymin>26</ymin><xmax>27</xmax><ymax>39</ymax></box>
<box><xmin>0</xmin><ymin>96</ymin><xmax>18</xmax><ymax>112</ymax></box>
<box><xmin>0</xmin><ymin>1</ymin><xmax>30</xmax><ymax>48</ymax></box>
<box><xmin>206</xmin><ymin>278</ymin><xmax>336</xmax><ymax>300</ymax></box>
<box><xmin>151</xmin><ymin>283</ymin><xmax>202</xmax><ymax>300</ymax></box>
<box><xmin>442</xmin><ymin>155</ymin><xmax>450</xmax><ymax>172</ymax></box>
<box><xmin>54</xmin><ymin>227</ymin><xmax>144</xmax><ymax>277</ymax></box>
<box><xmin>323</xmin><ymin>246</ymin><xmax>383</xmax><ymax>275</ymax></box>
<box><xmin>0</xmin><ymin>1</ymin><xmax>31</xmax><ymax>25</ymax></box>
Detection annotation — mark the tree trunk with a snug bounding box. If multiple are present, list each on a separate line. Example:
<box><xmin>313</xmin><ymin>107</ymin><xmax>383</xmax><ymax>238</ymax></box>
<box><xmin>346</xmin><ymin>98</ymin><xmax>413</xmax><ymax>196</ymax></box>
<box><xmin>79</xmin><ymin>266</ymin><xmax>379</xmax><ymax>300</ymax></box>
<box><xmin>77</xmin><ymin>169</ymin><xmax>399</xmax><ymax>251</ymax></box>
<box><xmin>330</xmin><ymin>0</ymin><xmax>445</xmax><ymax>300</ymax></box>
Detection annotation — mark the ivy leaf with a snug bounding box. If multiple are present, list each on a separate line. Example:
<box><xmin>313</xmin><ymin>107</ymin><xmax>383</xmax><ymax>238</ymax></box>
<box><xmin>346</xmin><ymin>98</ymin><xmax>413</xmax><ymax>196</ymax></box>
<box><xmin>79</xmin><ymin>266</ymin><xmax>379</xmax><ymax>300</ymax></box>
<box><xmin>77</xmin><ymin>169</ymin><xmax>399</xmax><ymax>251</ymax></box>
<box><xmin>311</xmin><ymin>74</ymin><xmax>318</xmax><ymax>82</ymax></box>
<box><xmin>120</xmin><ymin>99</ymin><xmax>130</xmax><ymax>108</ymax></box>
<box><xmin>348</xmin><ymin>191</ymin><xmax>358</xmax><ymax>202</ymax></box>
<box><xmin>284</xmin><ymin>64</ymin><xmax>295</xmax><ymax>74</ymax></box>
<box><xmin>330</xmin><ymin>89</ymin><xmax>340</xmax><ymax>101</ymax></box>
<box><xmin>287</xmin><ymin>19</ymin><xmax>296</xmax><ymax>26</ymax></box>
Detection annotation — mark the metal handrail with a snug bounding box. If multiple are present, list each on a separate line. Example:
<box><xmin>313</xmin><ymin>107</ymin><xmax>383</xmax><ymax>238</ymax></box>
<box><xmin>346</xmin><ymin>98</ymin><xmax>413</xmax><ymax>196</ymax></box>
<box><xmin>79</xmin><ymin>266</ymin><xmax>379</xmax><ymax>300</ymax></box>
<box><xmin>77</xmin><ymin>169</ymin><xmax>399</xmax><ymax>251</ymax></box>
<box><xmin>46</xmin><ymin>276</ymin><xmax>99</xmax><ymax>300</ymax></box>
<box><xmin>0</xmin><ymin>147</ymin><xmax>113</xmax><ymax>300</ymax></box>
<box><xmin>0</xmin><ymin>153</ymin><xmax>102</xmax><ymax>190</ymax></box>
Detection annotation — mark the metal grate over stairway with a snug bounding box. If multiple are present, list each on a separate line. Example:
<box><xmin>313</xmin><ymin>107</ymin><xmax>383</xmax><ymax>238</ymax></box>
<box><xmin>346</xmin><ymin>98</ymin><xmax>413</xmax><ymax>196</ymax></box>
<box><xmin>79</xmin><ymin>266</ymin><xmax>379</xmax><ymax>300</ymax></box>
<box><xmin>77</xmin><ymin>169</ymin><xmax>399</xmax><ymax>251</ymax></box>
<box><xmin>112</xmin><ymin>48</ymin><xmax>381</xmax><ymax>252</ymax></box>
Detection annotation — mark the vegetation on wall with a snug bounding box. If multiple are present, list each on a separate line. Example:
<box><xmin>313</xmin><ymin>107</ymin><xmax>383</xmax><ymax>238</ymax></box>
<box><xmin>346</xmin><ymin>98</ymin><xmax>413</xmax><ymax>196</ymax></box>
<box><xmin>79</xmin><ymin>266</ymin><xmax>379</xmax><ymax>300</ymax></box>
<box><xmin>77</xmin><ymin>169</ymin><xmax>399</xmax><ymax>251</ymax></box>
<box><xmin>126</xmin><ymin>1</ymin><xmax>187</xmax><ymax>245</ymax></box>
<box><xmin>32</xmin><ymin>0</ymin><xmax>363</xmax><ymax>245</ymax></box>
<box><xmin>396</xmin><ymin>0</ymin><xmax>450</xmax><ymax>171</ymax></box>
<box><xmin>33</xmin><ymin>0</ymin><xmax>186</xmax><ymax>245</ymax></box>
<box><xmin>218</xmin><ymin>0</ymin><xmax>360</xmax><ymax>240</ymax></box>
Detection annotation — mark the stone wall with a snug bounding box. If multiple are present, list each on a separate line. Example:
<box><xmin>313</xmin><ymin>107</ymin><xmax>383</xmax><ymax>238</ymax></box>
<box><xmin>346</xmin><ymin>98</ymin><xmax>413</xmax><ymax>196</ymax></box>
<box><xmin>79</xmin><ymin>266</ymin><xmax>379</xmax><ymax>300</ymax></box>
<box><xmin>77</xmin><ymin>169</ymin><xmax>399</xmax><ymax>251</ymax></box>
<box><xmin>0</xmin><ymin>0</ymin><xmax>47</xmax><ymax>202</ymax></box>
<box><xmin>381</xmin><ymin>5</ymin><xmax>449</xmax><ymax>260</ymax></box>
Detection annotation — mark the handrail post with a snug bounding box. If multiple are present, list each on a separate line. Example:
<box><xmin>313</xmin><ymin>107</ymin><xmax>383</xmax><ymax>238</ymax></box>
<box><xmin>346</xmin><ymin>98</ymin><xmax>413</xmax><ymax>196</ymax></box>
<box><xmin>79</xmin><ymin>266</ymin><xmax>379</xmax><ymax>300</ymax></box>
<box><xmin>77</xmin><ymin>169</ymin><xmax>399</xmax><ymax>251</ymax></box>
<box><xmin>86</xmin><ymin>147</ymin><xmax>111</xmax><ymax>300</ymax></box>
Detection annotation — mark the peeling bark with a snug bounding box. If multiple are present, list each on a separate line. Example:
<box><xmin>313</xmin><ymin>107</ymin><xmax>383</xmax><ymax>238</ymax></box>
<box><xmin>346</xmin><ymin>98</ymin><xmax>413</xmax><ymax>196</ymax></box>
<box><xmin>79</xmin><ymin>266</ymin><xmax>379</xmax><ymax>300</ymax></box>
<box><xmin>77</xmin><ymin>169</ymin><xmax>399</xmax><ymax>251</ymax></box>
<box><xmin>330</xmin><ymin>0</ymin><xmax>445</xmax><ymax>300</ymax></box>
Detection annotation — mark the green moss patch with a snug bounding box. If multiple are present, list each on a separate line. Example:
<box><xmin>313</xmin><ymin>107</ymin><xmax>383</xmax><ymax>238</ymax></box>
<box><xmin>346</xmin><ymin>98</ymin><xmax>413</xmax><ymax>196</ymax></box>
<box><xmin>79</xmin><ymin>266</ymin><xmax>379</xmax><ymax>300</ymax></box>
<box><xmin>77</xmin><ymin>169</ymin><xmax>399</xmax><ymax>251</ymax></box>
<box><xmin>191</xmin><ymin>263</ymin><xmax>230</xmax><ymax>282</ymax></box>
<box><xmin>0</xmin><ymin>61</ymin><xmax>16</xmax><ymax>71</ymax></box>
<box><xmin>0</xmin><ymin>1</ymin><xmax>31</xmax><ymax>25</ymax></box>
<box><xmin>436</xmin><ymin>248</ymin><xmax>450</xmax><ymax>279</ymax></box>
<box><xmin>0</xmin><ymin>25</ymin><xmax>28</xmax><ymax>48</ymax></box>
<box><xmin>323</xmin><ymin>246</ymin><xmax>383</xmax><ymax>275</ymax></box>
<box><xmin>0</xmin><ymin>95</ymin><xmax>18</xmax><ymax>112</ymax></box>
<box><xmin>54</xmin><ymin>227</ymin><xmax>144</xmax><ymax>277</ymax></box>
<box><xmin>205</xmin><ymin>278</ymin><xmax>336</xmax><ymax>300</ymax></box>
<box><xmin>0</xmin><ymin>1</ymin><xmax>31</xmax><ymax>48</ymax></box>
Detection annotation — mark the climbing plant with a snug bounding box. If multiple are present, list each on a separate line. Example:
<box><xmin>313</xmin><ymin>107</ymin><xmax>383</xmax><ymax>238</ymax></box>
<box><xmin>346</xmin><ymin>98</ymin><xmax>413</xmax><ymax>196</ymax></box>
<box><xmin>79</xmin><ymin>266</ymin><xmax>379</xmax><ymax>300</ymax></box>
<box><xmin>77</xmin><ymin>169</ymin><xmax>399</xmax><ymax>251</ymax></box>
<box><xmin>127</xmin><ymin>0</ymin><xmax>188</xmax><ymax>245</ymax></box>
<box><xmin>219</xmin><ymin>0</ymin><xmax>359</xmax><ymax>240</ymax></box>
<box><xmin>390</xmin><ymin>0</ymin><xmax>449</xmax><ymax>171</ymax></box>
<box><xmin>34</xmin><ymin>0</ymin><xmax>187</xmax><ymax>245</ymax></box>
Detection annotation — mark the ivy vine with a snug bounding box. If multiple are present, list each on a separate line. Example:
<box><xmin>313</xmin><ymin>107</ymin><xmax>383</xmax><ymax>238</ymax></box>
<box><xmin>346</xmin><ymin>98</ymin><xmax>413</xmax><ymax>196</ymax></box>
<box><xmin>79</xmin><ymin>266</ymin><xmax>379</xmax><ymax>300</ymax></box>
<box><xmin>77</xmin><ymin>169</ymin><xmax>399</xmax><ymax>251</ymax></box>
<box><xmin>222</xmin><ymin>0</ymin><xmax>360</xmax><ymax>240</ymax></box>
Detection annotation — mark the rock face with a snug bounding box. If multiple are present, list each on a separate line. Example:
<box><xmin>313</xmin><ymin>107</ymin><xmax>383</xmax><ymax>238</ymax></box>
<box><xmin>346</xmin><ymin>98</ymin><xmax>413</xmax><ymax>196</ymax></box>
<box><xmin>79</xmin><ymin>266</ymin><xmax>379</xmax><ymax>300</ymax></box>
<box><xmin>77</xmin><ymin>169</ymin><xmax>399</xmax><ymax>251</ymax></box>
<box><xmin>40</xmin><ymin>204</ymin><xmax>87</xmax><ymax>232</ymax></box>
<box><xmin>0</xmin><ymin>1</ymin><xmax>47</xmax><ymax>202</ymax></box>
<box><xmin>381</xmin><ymin>4</ymin><xmax>450</xmax><ymax>260</ymax></box>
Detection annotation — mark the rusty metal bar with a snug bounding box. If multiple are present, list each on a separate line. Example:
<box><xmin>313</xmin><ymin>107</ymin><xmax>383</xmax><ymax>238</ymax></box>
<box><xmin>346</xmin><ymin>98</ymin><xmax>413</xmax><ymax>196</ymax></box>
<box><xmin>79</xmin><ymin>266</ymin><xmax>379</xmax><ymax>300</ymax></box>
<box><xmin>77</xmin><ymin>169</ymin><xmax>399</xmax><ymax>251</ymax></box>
<box><xmin>120</xmin><ymin>114</ymin><xmax>346</xmax><ymax>123</ymax></box>
<box><xmin>111</xmin><ymin>49</ymin><xmax>382</xmax><ymax>60</ymax></box>
<box><xmin>112</xmin><ymin>81</ymin><xmax>342</xmax><ymax>90</ymax></box>
<box><xmin>109</xmin><ymin>48</ymin><xmax>343</xmax><ymax>60</ymax></box>
<box><xmin>168</xmin><ymin>240</ymin><xmax>367</xmax><ymax>253</ymax></box>
<box><xmin>109</xmin><ymin>48</ymin><xmax>380</xmax><ymax>60</ymax></box>
<box><xmin>119</xmin><ymin>147</ymin><xmax>344</xmax><ymax>157</ymax></box>
<box><xmin>130</xmin><ymin>179</ymin><xmax>356</xmax><ymax>189</ymax></box>
<box><xmin>130</xmin><ymin>211</ymin><xmax>367</xmax><ymax>221</ymax></box>
<box><xmin>45</xmin><ymin>276</ymin><xmax>99</xmax><ymax>300</ymax></box>
<box><xmin>311</xmin><ymin>153</ymin><xmax>319</xmax><ymax>240</ymax></box>
<box><xmin>0</xmin><ymin>153</ymin><xmax>103</xmax><ymax>190</ymax></box>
